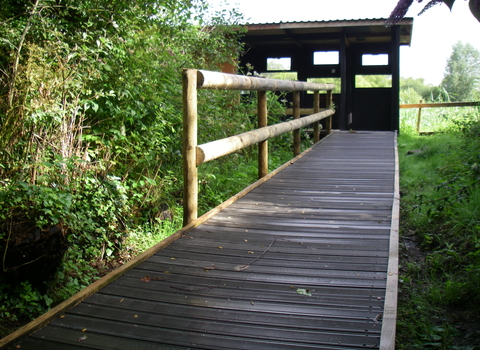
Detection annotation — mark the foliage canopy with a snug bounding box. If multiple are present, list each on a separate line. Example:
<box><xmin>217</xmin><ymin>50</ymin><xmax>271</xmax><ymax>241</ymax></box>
<box><xmin>441</xmin><ymin>41</ymin><xmax>480</xmax><ymax>101</ymax></box>
<box><xmin>0</xmin><ymin>0</ymin><xmax>253</xmax><ymax>331</ymax></box>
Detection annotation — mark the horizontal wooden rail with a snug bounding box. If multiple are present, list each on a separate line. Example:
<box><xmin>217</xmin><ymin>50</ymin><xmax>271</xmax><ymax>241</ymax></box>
<box><xmin>183</xmin><ymin>68</ymin><xmax>335</xmax><ymax>225</ymax></box>
<box><xmin>197</xmin><ymin>109</ymin><xmax>335</xmax><ymax>165</ymax></box>
<box><xmin>399</xmin><ymin>100</ymin><xmax>479</xmax><ymax>133</ymax></box>
<box><xmin>285</xmin><ymin>107</ymin><xmax>328</xmax><ymax>115</ymax></box>
<box><xmin>197</xmin><ymin>69</ymin><xmax>335</xmax><ymax>91</ymax></box>
<box><xmin>400</xmin><ymin>101</ymin><xmax>480</xmax><ymax>108</ymax></box>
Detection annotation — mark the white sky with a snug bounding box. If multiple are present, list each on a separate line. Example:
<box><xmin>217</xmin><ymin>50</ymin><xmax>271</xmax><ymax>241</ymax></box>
<box><xmin>208</xmin><ymin>0</ymin><xmax>480</xmax><ymax>85</ymax></box>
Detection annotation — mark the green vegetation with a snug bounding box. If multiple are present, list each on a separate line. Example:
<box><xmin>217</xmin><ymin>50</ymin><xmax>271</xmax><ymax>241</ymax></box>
<box><xmin>0</xmin><ymin>1</ymin><xmax>302</xmax><ymax>338</ymax></box>
<box><xmin>0</xmin><ymin>1</ymin><xmax>479</xmax><ymax>345</ymax></box>
<box><xmin>396</xmin><ymin>107</ymin><xmax>480</xmax><ymax>348</ymax></box>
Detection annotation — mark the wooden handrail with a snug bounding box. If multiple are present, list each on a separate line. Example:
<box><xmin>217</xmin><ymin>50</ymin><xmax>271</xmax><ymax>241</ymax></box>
<box><xmin>196</xmin><ymin>109</ymin><xmax>335</xmax><ymax>165</ymax></box>
<box><xmin>399</xmin><ymin>101</ymin><xmax>480</xmax><ymax>108</ymax></box>
<box><xmin>182</xmin><ymin>69</ymin><xmax>335</xmax><ymax>225</ymax></box>
<box><xmin>399</xmin><ymin>100</ymin><xmax>479</xmax><ymax>133</ymax></box>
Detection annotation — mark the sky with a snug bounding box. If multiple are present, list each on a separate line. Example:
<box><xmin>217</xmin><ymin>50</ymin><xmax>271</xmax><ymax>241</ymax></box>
<box><xmin>207</xmin><ymin>0</ymin><xmax>480</xmax><ymax>85</ymax></box>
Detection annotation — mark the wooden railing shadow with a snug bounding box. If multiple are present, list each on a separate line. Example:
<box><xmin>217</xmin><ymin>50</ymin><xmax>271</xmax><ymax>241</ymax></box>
<box><xmin>182</xmin><ymin>69</ymin><xmax>336</xmax><ymax>225</ymax></box>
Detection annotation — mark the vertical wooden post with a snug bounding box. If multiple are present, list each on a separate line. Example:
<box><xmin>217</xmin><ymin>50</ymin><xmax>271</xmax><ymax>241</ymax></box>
<box><xmin>257</xmin><ymin>91</ymin><xmax>268</xmax><ymax>178</ymax></box>
<box><xmin>416</xmin><ymin>99</ymin><xmax>423</xmax><ymax>134</ymax></box>
<box><xmin>182</xmin><ymin>69</ymin><xmax>198</xmax><ymax>226</ymax></box>
<box><xmin>313</xmin><ymin>91</ymin><xmax>320</xmax><ymax>143</ymax></box>
<box><xmin>325</xmin><ymin>89</ymin><xmax>333</xmax><ymax>135</ymax></box>
<box><xmin>293</xmin><ymin>91</ymin><xmax>301</xmax><ymax>156</ymax></box>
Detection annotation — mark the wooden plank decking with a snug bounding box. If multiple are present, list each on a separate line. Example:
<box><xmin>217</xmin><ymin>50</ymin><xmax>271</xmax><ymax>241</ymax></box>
<box><xmin>5</xmin><ymin>131</ymin><xmax>399</xmax><ymax>350</ymax></box>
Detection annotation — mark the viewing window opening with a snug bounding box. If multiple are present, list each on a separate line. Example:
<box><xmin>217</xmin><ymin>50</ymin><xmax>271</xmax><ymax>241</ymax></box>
<box><xmin>307</xmin><ymin>78</ymin><xmax>341</xmax><ymax>94</ymax></box>
<box><xmin>355</xmin><ymin>75</ymin><xmax>392</xmax><ymax>88</ymax></box>
<box><xmin>261</xmin><ymin>72</ymin><xmax>298</xmax><ymax>81</ymax></box>
<box><xmin>362</xmin><ymin>54</ymin><xmax>389</xmax><ymax>66</ymax></box>
<box><xmin>313</xmin><ymin>51</ymin><xmax>339</xmax><ymax>65</ymax></box>
<box><xmin>267</xmin><ymin>57</ymin><xmax>291</xmax><ymax>71</ymax></box>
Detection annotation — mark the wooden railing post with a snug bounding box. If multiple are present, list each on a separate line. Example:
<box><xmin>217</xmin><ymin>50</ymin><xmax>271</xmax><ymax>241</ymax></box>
<box><xmin>416</xmin><ymin>99</ymin><xmax>423</xmax><ymax>134</ymax></box>
<box><xmin>325</xmin><ymin>89</ymin><xmax>333</xmax><ymax>135</ymax></box>
<box><xmin>182</xmin><ymin>69</ymin><xmax>198</xmax><ymax>226</ymax></box>
<box><xmin>313</xmin><ymin>91</ymin><xmax>320</xmax><ymax>143</ymax></box>
<box><xmin>293</xmin><ymin>91</ymin><xmax>301</xmax><ymax>156</ymax></box>
<box><xmin>258</xmin><ymin>91</ymin><xmax>268</xmax><ymax>178</ymax></box>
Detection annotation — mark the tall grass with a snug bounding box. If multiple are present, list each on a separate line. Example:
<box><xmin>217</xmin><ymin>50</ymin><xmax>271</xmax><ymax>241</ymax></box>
<box><xmin>400</xmin><ymin>106</ymin><xmax>479</xmax><ymax>133</ymax></box>
<box><xmin>396</xmin><ymin>105</ymin><xmax>480</xmax><ymax>349</ymax></box>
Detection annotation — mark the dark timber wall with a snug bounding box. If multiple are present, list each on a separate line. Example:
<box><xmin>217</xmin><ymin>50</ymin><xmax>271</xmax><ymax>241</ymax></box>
<box><xmin>240</xmin><ymin>19</ymin><xmax>412</xmax><ymax>132</ymax></box>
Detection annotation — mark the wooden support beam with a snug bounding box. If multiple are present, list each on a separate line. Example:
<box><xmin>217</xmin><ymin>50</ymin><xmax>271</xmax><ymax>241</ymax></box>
<box><xmin>182</xmin><ymin>69</ymin><xmax>198</xmax><ymax>226</ymax></box>
<box><xmin>416</xmin><ymin>99</ymin><xmax>423</xmax><ymax>134</ymax></box>
<box><xmin>258</xmin><ymin>91</ymin><xmax>268</xmax><ymax>178</ymax></box>
<box><xmin>313</xmin><ymin>91</ymin><xmax>320</xmax><ymax>143</ymax></box>
<box><xmin>325</xmin><ymin>90</ymin><xmax>333</xmax><ymax>134</ymax></box>
<box><xmin>293</xmin><ymin>91</ymin><xmax>301</xmax><ymax>156</ymax></box>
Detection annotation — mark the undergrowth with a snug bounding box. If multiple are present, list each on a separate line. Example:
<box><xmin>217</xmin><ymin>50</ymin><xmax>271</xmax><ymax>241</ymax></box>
<box><xmin>396</xmin><ymin>111</ymin><xmax>480</xmax><ymax>349</ymax></box>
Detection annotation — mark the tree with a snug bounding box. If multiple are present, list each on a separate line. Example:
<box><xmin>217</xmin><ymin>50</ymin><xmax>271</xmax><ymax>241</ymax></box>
<box><xmin>441</xmin><ymin>41</ymin><xmax>480</xmax><ymax>101</ymax></box>
<box><xmin>0</xmin><ymin>0</ymin><xmax>247</xmax><ymax>327</ymax></box>
<box><xmin>400</xmin><ymin>77</ymin><xmax>440</xmax><ymax>101</ymax></box>
<box><xmin>387</xmin><ymin>0</ymin><xmax>480</xmax><ymax>25</ymax></box>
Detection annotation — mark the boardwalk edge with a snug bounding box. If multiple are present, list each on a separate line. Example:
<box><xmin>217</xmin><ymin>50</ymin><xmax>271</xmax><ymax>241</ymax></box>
<box><xmin>379</xmin><ymin>132</ymin><xmax>400</xmax><ymax>350</ymax></box>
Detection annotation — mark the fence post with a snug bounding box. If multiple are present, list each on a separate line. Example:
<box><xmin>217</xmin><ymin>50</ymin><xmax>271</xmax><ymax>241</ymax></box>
<box><xmin>258</xmin><ymin>91</ymin><xmax>268</xmax><ymax>178</ymax></box>
<box><xmin>182</xmin><ymin>69</ymin><xmax>198</xmax><ymax>226</ymax></box>
<box><xmin>326</xmin><ymin>89</ymin><xmax>333</xmax><ymax>135</ymax></box>
<box><xmin>313</xmin><ymin>91</ymin><xmax>320</xmax><ymax>143</ymax></box>
<box><xmin>416</xmin><ymin>99</ymin><xmax>423</xmax><ymax>134</ymax></box>
<box><xmin>293</xmin><ymin>91</ymin><xmax>301</xmax><ymax>156</ymax></box>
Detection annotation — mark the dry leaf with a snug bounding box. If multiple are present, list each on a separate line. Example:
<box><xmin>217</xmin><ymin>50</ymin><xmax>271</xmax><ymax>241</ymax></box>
<box><xmin>234</xmin><ymin>265</ymin><xmax>250</xmax><ymax>271</ymax></box>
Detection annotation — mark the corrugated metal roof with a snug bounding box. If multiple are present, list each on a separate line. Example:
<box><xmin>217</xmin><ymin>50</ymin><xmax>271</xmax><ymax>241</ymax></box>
<box><xmin>245</xmin><ymin>18</ymin><xmax>396</xmax><ymax>25</ymax></box>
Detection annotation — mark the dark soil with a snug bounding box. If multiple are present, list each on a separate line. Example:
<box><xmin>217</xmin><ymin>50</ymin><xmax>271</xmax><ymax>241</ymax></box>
<box><xmin>1</xmin><ymin>211</ymin><xmax>68</xmax><ymax>287</ymax></box>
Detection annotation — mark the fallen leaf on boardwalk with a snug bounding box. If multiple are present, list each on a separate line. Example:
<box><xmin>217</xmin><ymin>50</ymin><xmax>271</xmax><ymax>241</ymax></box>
<box><xmin>218</xmin><ymin>246</ymin><xmax>223</xmax><ymax>249</ymax></box>
<box><xmin>203</xmin><ymin>265</ymin><xmax>217</xmax><ymax>271</ymax></box>
<box><xmin>82</xmin><ymin>328</ymin><xmax>87</xmax><ymax>332</ymax></box>
<box><xmin>78</xmin><ymin>336</ymin><xmax>87</xmax><ymax>342</ymax></box>
<box><xmin>248</xmin><ymin>251</ymin><xmax>254</xmax><ymax>254</ymax></box>
<box><xmin>234</xmin><ymin>265</ymin><xmax>250</xmax><ymax>271</ymax></box>
<box><xmin>140</xmin><ymin>276</ymin><xmax>163</xmax><ymax>282</ymax></box>
<box><xmin>296</xmin><ymin>288</ymin><xmax>312</xmax><ymax>296</ymax></box>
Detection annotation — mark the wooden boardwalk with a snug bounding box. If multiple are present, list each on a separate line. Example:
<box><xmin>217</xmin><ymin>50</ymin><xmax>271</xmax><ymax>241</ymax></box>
<box><xmin>6</xmin><ymin>131</ymin><xmax>399</xmax><ymax>350</ymax></box>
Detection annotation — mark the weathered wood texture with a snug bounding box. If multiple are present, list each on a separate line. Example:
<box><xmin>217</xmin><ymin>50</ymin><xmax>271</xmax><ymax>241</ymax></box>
<box><xmin>8</xmin><ymin>132</ymin><xmax>397</xmax><ymax>350</ymax></box>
